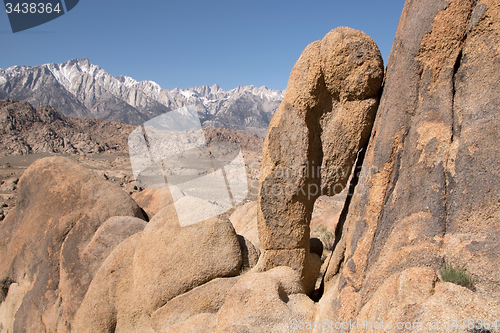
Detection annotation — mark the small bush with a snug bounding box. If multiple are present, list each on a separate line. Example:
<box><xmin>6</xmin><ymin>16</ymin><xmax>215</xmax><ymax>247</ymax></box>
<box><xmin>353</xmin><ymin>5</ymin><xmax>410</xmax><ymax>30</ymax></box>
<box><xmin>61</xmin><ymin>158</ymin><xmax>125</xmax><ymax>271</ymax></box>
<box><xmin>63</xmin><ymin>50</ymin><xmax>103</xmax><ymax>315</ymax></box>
<box><xmin>440</xmin><ymin>262</ymin><xmax>476</xmax><ymax>291</ymax></box>
<box><xmin>311</xmin><ymin>226</ymin><xmax>335</xmax><ymax>252</ymax></box>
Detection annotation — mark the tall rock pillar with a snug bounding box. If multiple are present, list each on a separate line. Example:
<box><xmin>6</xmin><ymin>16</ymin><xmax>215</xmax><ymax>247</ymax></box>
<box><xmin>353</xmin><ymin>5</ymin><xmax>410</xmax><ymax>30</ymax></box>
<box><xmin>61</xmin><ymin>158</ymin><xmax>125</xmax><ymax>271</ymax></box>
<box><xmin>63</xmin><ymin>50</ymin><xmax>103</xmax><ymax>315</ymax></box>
<box><xmin>256</xmin><ymin>27</ymin><xmax>384</xmax><ymax>293</ymax></box>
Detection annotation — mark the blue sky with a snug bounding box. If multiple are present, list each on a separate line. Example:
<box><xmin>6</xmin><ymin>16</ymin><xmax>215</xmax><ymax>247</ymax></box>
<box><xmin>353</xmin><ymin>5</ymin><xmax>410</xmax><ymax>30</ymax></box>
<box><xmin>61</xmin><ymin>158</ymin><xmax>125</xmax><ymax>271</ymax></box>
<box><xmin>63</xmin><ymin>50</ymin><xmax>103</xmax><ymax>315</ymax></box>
<box><xmin>0</xmin><ymin>0</ymin><xmax>405</xmax><ymax>91</ymax></box>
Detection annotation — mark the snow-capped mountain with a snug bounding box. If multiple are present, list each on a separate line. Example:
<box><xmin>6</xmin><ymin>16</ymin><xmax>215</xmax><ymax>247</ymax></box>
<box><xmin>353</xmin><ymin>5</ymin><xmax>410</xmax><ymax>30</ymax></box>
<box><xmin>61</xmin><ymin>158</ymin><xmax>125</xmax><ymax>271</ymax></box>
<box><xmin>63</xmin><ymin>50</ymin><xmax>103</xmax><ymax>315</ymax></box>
<box><xmin>0</xmin><ymin>58</ymin><xmax>284</xmax><ymax>136</ymax></box>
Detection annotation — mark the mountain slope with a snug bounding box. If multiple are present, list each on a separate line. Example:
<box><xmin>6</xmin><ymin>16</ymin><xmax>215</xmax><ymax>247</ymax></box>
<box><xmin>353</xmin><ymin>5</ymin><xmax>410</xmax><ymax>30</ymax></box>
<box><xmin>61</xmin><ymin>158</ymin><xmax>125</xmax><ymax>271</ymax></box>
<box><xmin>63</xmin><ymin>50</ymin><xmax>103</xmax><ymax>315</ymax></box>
<box><xmin>0</xmin><ymin>59</ymin><xmax>284</xmax><ymax>135</ymax></box>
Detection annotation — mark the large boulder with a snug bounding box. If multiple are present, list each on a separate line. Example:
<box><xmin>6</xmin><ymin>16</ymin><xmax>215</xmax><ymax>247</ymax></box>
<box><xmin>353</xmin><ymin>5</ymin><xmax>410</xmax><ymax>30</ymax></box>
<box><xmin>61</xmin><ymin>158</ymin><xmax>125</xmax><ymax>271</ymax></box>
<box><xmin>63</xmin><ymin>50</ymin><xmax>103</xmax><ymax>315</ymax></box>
<box><xmin>0</xmin><ymin>157</ymin><xmax>146</xmax><ymax>333</ymax></box>
<box><xmin>215</xmin><ymin>267</ymin><xmax>316</xmax><ymax>333</ymax></box>
<box><xmin>131</xmin><ymin>187</ymin><xmax>184</xmax><ymax>220</ymax></box>
<box><xmin>256</xmin><ymin>27</ymin><xmax>384</xmax><ymax>294</ymax></box>
<box><xmin>77</xmin><ymin>216</ymin><xmax>147</xmax><ymax>284</ymax></box>
<box><xmin>73</xmin><ymin>204</ymin><xmax>243</xmax><ymax>332</ymax></box>
<box><xmin>320</xmin><ymin>0</ymin><xmax>500</xmax><ymax>328</ymax></box>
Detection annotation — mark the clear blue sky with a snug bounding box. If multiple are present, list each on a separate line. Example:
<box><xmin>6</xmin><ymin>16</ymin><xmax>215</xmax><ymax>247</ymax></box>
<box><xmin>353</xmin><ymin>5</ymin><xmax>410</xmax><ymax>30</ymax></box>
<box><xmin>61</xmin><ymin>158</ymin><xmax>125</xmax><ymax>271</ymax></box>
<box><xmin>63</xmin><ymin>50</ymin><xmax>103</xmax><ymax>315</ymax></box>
<box><xmin>0</xmin><ymin>0</ymin><xmax>405</xmax><ymax>91</ymax></box>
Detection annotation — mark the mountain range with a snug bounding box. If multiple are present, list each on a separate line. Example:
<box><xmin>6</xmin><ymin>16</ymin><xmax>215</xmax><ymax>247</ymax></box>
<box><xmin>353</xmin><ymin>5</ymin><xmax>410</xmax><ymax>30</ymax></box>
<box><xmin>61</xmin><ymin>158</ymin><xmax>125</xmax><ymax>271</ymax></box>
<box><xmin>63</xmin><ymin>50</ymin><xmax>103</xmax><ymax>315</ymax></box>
<box><xmin>0</xmin><ymin>58</ymin><xmax>284</xmax><ymax>136</ymax></box>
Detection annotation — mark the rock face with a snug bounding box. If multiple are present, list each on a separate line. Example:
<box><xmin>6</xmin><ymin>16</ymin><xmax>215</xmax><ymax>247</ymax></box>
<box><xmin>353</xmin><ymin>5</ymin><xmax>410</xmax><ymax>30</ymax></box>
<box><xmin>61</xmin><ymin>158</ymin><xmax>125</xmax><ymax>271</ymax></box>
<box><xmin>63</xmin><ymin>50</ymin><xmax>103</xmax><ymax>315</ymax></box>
<box><xmin>73</xmin><ymin>204</ymin><xmax>243</xmax><ymax>332</ymax></box>
<box><xmin>2</xmin><ymin>2</ymin><xmax>500</xmax><ymax>331</ymax></box>
<box><xmin>256</xmin><ymin>27</ymin><xmax>384</xmax><ymax>293</ymax></box>
<box><xmin>0</xmin><ymin>99</ymin><xmax>135</xmax><ymax>155</ymax></box>
<box><xmin>215</xmin><ymin>267</ymin><xmax>315</xmax><ymax>333</ymax></box>
<box><xmin>320</xmin><ymin>0</ymin><xmax>500</xmax><ymax>328</ymax></box>
<box><xmin>0</xmin><ymin>157</ymin><xmax>146</xmax><ymax>333</ymax></box>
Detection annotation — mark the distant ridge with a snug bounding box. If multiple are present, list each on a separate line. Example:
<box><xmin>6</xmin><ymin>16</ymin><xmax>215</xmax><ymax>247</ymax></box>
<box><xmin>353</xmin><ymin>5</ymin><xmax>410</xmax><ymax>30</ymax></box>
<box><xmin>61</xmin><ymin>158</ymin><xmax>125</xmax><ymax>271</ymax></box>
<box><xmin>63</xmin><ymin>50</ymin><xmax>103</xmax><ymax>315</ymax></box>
<box><xmin>0</xmin><ymin>98</ymin><xmax>267</xmax><ymax>156</ymax></box>
<box><xmin>0</xmin><ymin>59</ymin><xmax>284</xmax><ymax>136</ymax></box>
<box><xmin>0</xmin><ymin>99</ymin><xmax>134</xmax><ymax>155</ymax></box>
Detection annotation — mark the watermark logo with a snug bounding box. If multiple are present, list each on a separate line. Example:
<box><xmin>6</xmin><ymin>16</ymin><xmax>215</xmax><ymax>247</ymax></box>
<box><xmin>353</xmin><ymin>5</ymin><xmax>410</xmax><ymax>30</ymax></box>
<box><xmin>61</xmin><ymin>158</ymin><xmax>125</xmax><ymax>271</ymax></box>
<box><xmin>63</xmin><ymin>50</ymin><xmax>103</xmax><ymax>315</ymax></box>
<box><xmin>128</xmin><ymin>105</ymin><xmax>248</xmax><ymax>227</ymax></box>
<box><xmin>4</xmin><ymin>0</ymin><xmax>79</xmax><ymax>33</ymax></box>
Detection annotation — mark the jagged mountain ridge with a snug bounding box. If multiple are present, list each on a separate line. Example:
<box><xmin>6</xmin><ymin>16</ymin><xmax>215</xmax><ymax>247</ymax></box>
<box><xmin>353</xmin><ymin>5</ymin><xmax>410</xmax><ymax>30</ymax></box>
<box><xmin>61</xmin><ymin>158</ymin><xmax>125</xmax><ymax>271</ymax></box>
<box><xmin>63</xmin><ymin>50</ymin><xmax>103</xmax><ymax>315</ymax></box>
<box><xmin>0</xmin><ymin>59</ymin><xmax>284</xmax><ymax>136</ymax></box>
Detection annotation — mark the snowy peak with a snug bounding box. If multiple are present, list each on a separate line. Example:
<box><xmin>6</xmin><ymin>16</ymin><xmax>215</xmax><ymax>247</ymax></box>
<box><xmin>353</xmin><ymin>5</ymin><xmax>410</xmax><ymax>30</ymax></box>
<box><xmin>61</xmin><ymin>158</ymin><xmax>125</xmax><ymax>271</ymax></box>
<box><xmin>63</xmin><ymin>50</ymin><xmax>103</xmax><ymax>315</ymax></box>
<box><xmin>116</xmin><ymin>75</ymin><xmax>138</xmax><ymax>87</ymax></box>
<box><xmin>0</xmin><ymin>65</ymin><xmax>32</xmax><ymax>82</ymax></box>
<box><xmin>0</xmin><ymin>59</ymin><xmax>283</xmax><ymax>106</ymax></box>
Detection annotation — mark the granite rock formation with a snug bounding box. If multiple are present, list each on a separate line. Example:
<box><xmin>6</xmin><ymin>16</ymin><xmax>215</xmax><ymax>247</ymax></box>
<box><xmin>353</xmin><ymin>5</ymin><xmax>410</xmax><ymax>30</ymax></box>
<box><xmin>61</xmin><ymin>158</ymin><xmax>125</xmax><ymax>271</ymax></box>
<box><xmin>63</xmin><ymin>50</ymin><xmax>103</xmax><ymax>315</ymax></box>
<box><xmin>2</xmin><ymin>1</ymin><xmax>500</xmax><ymax>331</ymax></box>
<box><xmin>256</xmin><ymin>27</ymin><xmax>384</xmax><ymax>294</ymax></box>
<box><xmin>0</xmin><ymin>157</ymin><xmax>146</xmax><ymax>333</ymax></box>
<box><xmin>318</xmin><ymin>0</ymin><xmax>500</xmax><ymax>329</ymax></box>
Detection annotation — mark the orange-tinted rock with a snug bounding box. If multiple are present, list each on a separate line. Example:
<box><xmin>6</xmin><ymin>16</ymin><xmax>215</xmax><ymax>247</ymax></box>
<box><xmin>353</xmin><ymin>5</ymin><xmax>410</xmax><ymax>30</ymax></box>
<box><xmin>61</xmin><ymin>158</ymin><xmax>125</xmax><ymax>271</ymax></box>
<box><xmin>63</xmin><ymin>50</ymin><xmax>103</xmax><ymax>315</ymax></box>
<box><xmin>0</xmin><ymin>157</ymin><xmax>146</xmax><ymax>333</ymax></box>
<box><xmin>321</xmin><ymin>0</ymin><xmax>500</xmax><ymax>326</ymax></box>
<box><xmin>256</xmin><ymin>27</ymin><xmax>383</xmax><ymax>294</ymax></box>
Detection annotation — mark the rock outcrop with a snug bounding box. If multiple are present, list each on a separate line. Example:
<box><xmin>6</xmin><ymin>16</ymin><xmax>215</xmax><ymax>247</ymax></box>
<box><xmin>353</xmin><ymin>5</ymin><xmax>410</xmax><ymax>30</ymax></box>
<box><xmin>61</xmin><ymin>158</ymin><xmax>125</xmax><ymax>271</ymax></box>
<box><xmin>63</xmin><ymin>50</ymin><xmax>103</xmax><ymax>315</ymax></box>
<box><xmin>256</xmin><ymin>27</ymin><xmax>384</xmax><ymax>294</ymax></box>
<box><xmin>0</xmin><ymin>99</ymin><xmax>135</xmax><ymax>155</ymax></box>
<box><xmin>131</xmin><ymin>188</ymin><xmax>177</xmax><ymax>220</ymax></box>
<box><xmin>203</xmin><ymin>127</ymin><xmax>264</xmax><ymax>152</ymax></box>
<box><xmin>319</xmin><ymin>0</ymin><xmax>500</xmax><ymax>329</ymax></box>
<box><xmin>0</xmin><ymin>157</ymin><xmax>146</xmax><ymax>333</ymax></box>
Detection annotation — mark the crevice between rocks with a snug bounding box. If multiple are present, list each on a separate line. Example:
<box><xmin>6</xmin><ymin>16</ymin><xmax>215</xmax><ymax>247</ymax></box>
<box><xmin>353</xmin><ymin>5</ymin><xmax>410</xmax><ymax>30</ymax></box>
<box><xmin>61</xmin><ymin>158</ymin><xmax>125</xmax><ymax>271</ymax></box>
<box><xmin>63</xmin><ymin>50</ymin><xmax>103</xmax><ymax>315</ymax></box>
<box><xmin>0</xmin><ymin>276</ymin><xmax>14</xmax><ymax>304</ymax></box>
<box><xmin>443</xmin><ymin>47</ymin><xmax>463</xmax><ymax>245</ymax></box>
<box><xmin>310</xmin><ymin>145</ymin><xmax>368</xmax><ymax>302</ymax></box>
